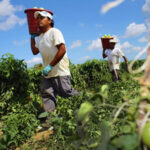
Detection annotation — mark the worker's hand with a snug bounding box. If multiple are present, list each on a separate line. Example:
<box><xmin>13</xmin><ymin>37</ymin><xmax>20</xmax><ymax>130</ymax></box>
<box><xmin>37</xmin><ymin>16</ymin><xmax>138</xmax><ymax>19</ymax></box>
<box><xmin>43</xmin><ymin>64</ymin><xmax>52</xmax><ymax>76</ymax></box>
<box><xmin>31</xmin><ymin>34</ymin><xmax>39</xmax><ymax>39</ymax></box>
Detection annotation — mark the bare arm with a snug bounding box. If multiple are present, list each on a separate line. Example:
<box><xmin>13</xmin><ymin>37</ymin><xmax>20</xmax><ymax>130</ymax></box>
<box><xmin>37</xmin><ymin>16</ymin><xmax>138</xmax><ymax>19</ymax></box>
<box><xmin>30</xmin><ymin>38</ymin><xmax>40</xmax><ymax>55</ymax></box>
<box><xmin>122</xmin><ymin>56</ymin><xmax>128</xmax><ymax>64</ymax></box>
<box><xmin>50</xmin><ymin>43</ymin><xmax>66</xmax><ymax>66</ymax></box>
<box><xmin>103</xmin><ymin>49</ymin><xmax>107</xmax><ymax>58</ymax></box>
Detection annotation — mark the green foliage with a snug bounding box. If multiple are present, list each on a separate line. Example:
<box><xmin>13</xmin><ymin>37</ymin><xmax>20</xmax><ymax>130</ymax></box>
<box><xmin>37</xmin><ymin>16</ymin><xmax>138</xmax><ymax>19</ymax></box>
<box><xmin>0</xmin><ymin>110</ymin><xmax>39</xmax><ymax>149</ymax></box>
<box><xmin>77</xmin><ymin>101</ymin><xmax>93</xmax><ymax>123</ymax></box>
<box><xmin>38</xmin><ymin>111</ymin><xmax>49</xmax><ymax>118</ymax></box>
<box><xmin>0</xmin><ymin>54</ymin><xmax>147</xmax><ymax>149</ymax></box>
<box><xmin>0</xmin><ymin>54</ymin><xmax>41</xmax><ymax>149</ymax></box>
<box><xmin>28</xmin><ymin>66</ymin><xmax>42</xmax><ymax>94</ymax></box>
<box><xmin>0</xmin><ymin>54</ymin><xmax>30</xmax><ymax>118</ymax></box>
<box><xmin>110</xmin><ymin>133</ymin><xmax>139</xmax><ymax>150</ymax></box>
<box><xmin>0</xmin><ymin>53</ymin><xmax>29</xmax><ymax>99</ymax></box>
<box><xmin>77</xmin><ymin>59</ymin><xmax>112</xmax><ymax>89</ymax></box>
<box><xmin>142</xmin><ymin>122</ymin><xmax>150</xmax><ymax>148</ymax></box>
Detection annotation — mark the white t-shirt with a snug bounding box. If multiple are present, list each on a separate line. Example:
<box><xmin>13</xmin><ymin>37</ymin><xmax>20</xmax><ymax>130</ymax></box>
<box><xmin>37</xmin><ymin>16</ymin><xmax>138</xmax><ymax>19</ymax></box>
<box><xmin>35</xmin><ymin>28</ymin><xmax>70</xmax><ymax>78</ymax></box>
<box><xmin>105</xmin><ymin>48</ymin><xmax>124</xmax><ymax>71</ymax></box>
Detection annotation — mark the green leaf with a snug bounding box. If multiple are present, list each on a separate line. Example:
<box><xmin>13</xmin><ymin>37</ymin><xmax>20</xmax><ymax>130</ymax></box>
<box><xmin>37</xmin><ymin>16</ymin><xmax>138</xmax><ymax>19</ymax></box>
<box><xmin>38</xmin><ymin>112</ymin><xmax>49</xmax><ymax>118</ymax></box>
<box><xmin>107</xmin><ymin>144</ymin><xmax>118</xmax><ymax>150</ymax></box>
<box><xmin>111</xmin><ymin>133</ymin><xmax>139</xmax><ymax>150</ymax></box>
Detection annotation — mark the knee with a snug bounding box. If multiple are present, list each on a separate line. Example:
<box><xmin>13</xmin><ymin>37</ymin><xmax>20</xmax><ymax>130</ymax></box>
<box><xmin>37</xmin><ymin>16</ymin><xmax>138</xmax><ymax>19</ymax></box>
<box><xmin>43</xmin><ymin>99</ymin><xmax>56</xmax><ymax>112</ymax></box>
<box><xmin>41</xmin><ymin>88</ymin><xmax>54</xmax><ymax>97</ymax></box>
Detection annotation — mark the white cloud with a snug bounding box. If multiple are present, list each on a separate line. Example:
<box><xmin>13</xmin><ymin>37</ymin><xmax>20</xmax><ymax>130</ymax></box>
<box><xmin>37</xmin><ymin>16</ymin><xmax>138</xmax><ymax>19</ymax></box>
<box><xmin>132</xmin><ymin>46</ymin><xmax>143</xmax><ymax>51</ymax></box>
<box><xmin>121</xmin><ymin>41</ymin><xmax>132</xmax><ymax>49</ymax></box>
<box><xmin>120</xmin><ymin>41</ymin><xmax>144</xmax><ymax>54</ymax></box>
<box><xmin>101</xmin><ymin>0</ymin><xmax>124</xmax><ymax>14</ymax></box>
<box><xmin>13</xmin><ymin>39</ymin><xmax>29</xmax><ymax>46</ymax></box>
<box><xmin>88</xmin><ymin>39</ymin><xmax>102</xmax><ymax>51</ymax></box>
<box><xmin>0</xmin><ymin>0</ymin><xmax>25</xmax><ymax>31</ymax></box>
<box><xmin>79</xmin><ymin>56</ymin><xmax>91</xmax><ymax>62</ymax></box>
<box><xmin>142</xmin><ymin>0</ymin><xmax>150</xmax><ymax>14</ymax></box>
<box><xmin>0</xmin><ymin>14</ymin><xmax>26</xmax><ymax>30</ymax></box>
<box><xmin>26</xmin><ymin>57</ymin><xmax>42</xmax><ymax>65</ymax></box>
<box><xmin>138</xmin><ymin>37</ymin><xmax>148</xmax><ymax>43</ymax></box>
<box><xmin>124</xmin><ymin>22</ymin><xmax>147</xmax><ymax>38</ymax></box>
<box><xmin>68</xmin><ymin>40</ymin><xmax>82</xmax><ymax>50</ymax></box>
<box><xmin>0</xmin><ymin>0</ymin><xmax>15</xmax><ymax>16</ymax></box>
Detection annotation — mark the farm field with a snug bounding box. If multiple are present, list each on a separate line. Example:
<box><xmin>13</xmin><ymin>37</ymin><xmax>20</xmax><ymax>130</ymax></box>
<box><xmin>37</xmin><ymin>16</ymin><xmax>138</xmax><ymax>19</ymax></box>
<box><xmin>0</xmin><ymin>53</ymin><xmax>150</xmax><ymax>150</ymax></box>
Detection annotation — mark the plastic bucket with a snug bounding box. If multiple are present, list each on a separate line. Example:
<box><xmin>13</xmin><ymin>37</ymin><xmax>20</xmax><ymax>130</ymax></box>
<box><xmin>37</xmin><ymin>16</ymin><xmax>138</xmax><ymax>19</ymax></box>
<box><xmin>101</xmin><ymin>37</ymin><xmax>113</xmax><ymax>49</ymax></box>
<box><xmin>24</xmin><ymin>8</ymin><xmax>53</xmax><ymax>35</ymax></box>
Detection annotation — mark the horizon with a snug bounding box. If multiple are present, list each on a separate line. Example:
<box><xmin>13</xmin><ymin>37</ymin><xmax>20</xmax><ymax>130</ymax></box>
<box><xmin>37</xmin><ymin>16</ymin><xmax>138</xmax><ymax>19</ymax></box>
<box><xmin>0</xmin><ymin>0</ymin><xmax>150</xmax><ymax>67</ymax></box>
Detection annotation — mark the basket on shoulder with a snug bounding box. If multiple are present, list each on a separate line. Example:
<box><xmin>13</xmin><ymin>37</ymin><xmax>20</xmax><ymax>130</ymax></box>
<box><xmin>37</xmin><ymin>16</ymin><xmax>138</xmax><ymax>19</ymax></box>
<box><xmin>101</xmin><ymin>34</ymin><xmax>114</xmax><ymax>49</ymax></box>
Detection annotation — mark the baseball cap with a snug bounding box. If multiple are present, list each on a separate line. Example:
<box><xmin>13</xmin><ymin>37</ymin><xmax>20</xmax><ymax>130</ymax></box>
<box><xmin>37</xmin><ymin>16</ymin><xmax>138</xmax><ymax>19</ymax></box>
<box><xmin>109</xmin><ymin>39</ymin><xmax>117</xmax><ymax>43</ymax></box>
<box><xmin>34</xmin><ymin>11</ymin><xmax>53</xmax><ymax>20</ymax></box>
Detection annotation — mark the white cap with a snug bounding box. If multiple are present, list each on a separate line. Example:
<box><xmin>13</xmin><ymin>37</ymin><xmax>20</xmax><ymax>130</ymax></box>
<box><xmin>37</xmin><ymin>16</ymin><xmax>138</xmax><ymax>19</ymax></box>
<box><xmin>34</xmin><ymin>11</ymin><xmax>53</xmax><ymax>20</ymax></box>
<box><xmin>109</xmin><ymin>39</ymin><xmax>117</xmax><ymax>43</ymax></box>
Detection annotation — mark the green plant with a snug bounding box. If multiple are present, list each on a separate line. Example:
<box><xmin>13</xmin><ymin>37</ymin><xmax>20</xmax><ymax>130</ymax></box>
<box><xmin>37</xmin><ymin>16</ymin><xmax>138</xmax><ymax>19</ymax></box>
<box><xmin>0</xmin><ymin>110</ymin><xmax>39</xmax><ymax>149</ymax></box>
<box><xmin>142</xmin><ymin>122</ymin><xmax>150</xmax><ymax>148</ymax></box>
<box><xmin>0</xmin><ymin>54</ymin><xmax>147</xmax><ymax>149</ymax></box>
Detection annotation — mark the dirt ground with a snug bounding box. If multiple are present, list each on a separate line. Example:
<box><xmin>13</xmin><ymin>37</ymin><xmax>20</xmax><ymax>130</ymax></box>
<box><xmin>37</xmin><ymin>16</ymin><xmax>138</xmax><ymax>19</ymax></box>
<box><xmin>15</xmin><ymin>130</ymin><xmax>53</xmax><ymax>150</ymax></box>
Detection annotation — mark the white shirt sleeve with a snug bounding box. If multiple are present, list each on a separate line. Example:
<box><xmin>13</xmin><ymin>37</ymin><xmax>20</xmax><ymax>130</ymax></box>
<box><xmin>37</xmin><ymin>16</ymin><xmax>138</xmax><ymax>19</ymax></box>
<box><xmin>52</xmin><ymin>28</ymin><xmax>65</xmax><ymax>46</ymax></box>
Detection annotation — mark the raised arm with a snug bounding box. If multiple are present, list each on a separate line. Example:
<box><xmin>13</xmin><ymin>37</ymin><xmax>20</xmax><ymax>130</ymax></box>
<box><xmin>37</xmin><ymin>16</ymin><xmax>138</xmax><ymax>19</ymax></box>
<box><xmin>30</xmin><ymin>36</ymin><xmax>40</xmax><ymax>55</ymax></box>
<box><xmin>103</xmin><ymin>49</ymin><xmax>107</xmax><ymax>58</ymax></box>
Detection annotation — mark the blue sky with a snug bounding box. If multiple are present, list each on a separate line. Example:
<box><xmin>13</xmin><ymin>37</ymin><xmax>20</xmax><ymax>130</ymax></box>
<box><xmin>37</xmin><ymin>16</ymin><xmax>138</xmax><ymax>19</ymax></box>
<box><xmin>0</xmin><ymin>0</ymin><xmax>150</xmax><ymax>67</ymax></box>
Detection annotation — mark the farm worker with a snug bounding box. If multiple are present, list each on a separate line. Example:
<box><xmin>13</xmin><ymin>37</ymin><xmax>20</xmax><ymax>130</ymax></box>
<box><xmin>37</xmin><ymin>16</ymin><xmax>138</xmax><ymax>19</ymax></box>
<box><xmin>102</xmin><ymin>39</ymin><xmax>128</xmax><ymax>82</ymax></box>
<box><xmin>30</xmin><ymin>11</ymin><xmax>78</xmax><ymax>127</ymax></box>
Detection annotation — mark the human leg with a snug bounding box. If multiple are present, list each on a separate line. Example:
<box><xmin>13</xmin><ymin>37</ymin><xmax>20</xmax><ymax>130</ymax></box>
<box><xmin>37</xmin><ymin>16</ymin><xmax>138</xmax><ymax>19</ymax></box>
<box><xmin>116</xmin><ymin>69</ymin><xmax>121</xmax><ymax>81</ymax></box>
<box><xmin>111</xmin><ymin>70</ymin><xmax>121</xmax><ymax>82</ymax></box>
<box><xmin>41</xmin><ymin>77</ymin><xmax>57</xmax><ymax>112</ymax></box>
<box><xmin>111</xmin><ymin>70</ymin><xmax>117</xmax><ymax>82</ymax></box>
<box><xmin>52</xmin><ymin>76</ymin><xmax>78</xmax><ymax>98</ymax></box>
<box><xmin>38</xmin><ymin>77</ymin><xmax>56</xmax><ymax>131</ymax></box>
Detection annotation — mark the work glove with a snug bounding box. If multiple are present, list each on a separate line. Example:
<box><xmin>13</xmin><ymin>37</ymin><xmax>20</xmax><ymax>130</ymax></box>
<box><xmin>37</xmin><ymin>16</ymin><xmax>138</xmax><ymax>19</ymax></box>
<box><xmin>31</xmin><ymin>34</ymin><xmax>39</xmax><ymax>39</ymax></box>
<box><xmin>43</xmin><ymin>64</ymin><xmax>52</xmax><ymax>76</ymax></box>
